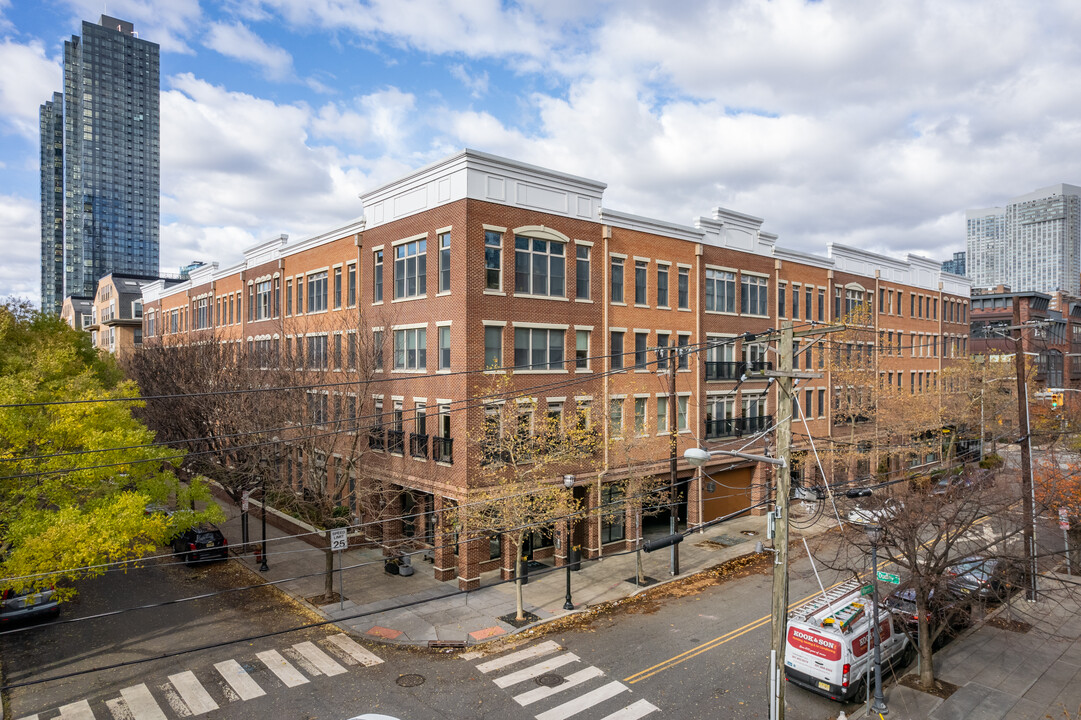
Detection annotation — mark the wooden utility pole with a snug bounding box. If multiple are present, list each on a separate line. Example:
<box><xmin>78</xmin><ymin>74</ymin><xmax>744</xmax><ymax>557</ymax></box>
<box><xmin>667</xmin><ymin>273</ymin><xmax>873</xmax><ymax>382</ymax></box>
<box><xmin>668</xmin><ymin>346</ymin><xmax>680</xmax><ymax>576</ymax></box>
<box><xmin>1012</xmin><ymin>302</ymin><xmax>1038</xmax><ymax>601</ymax></box>
<box><xmin>770</xmin><ymin>321</ymin><xmax>794</xmax><ymax>720</ymax></box>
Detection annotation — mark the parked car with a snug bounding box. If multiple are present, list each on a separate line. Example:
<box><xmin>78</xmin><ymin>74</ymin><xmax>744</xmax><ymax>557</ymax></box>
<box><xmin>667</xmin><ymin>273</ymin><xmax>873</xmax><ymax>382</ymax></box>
<box><xmin>847</xmin><ymin>498</ymin><xmax>902</xmax><ymax>525</ymax></box>
<box><xmin>172</xmin><ymin>524</ymin><xmax>229</xmax><ymax>565</ymax></box>
<box><xmin>945</xmin><ymin>556</ymin><xmax>1021</xmax><ymax>601</ymax></box>
<box><xmin>883</xmin><ymin>586</ymin><xmax>970</xmax><ymax>643</ymax></box>
<box><xmin>1</xmin><ymin>585</ymin><xmax>60</xmax><ymax>625</ymax></box>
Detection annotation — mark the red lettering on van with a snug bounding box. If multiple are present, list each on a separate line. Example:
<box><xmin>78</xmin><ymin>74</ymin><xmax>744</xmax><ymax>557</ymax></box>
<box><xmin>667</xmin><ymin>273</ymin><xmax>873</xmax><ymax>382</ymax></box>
<box><xmin>851</xmin><ymin>618</ymin><xmax>892</xmax><ymax>658</ymax></box>
<box><xmin>788</xmin><ymin>627</ymin><xmax>841</xmax><ymax>661</ymax></box>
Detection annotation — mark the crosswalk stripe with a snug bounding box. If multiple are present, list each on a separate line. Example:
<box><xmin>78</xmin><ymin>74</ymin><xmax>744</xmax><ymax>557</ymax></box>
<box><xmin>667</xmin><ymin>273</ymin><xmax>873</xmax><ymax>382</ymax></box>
<box><xmin>598</xmin><ymin>698</ymin><xmax>659</xmax><ymax>720</ymax></box>
<box><xmin>58</xmin><ymin>700</ymin><xmax>95</xmax><ymax>720</ymax></box>
<box><xmin>14</xmin><ymin>715</ymin><xmax>39</xmax><ymax>720</ymax></box>
<box><xmin>293</xmin><ymin>641</ymin><xmax>347</xmax><ymax>677</ymax></box>
<box><xmin>104</xmin><ymin>697</ymin><xmax>130</xmax><ymax>720</ymax></box>
<box><xmin>168</xmin><ymin>671</ymin><xmax>219</xmax><ymax>715</ymax></box>
<box><xmin>119</xmin><ymin>685</ymin><xmax>168</xmax><ymax>720</ymax></box>
<box><xmin>214</xmin><ymin>659</ymin><xmax>266</xmax><ymax>701</ymax></box>
<box><xmin>477</xmin><ymin>640</ymin><xmax>561</xmax><ymax>673</ymax></box>
<box><xmin>257</xmin><ymin>649</ymin><xmax>310</xmax><ymax>687</ymax></box>
<box><xmin>494</xmin><ymin>653</ymin><xmax>580</xmax><ymax>689</ymax></box>
<box><xmin>326</xmin><ymin>633</ymin><xmax>384</xmax><ymax>667</ymax></box>
<box><xmin>535</xmin><ymin>680</ymin><xmax>628</xmax><ymax>720</ymax></box>
<box><xmin>513</xmin><ymin>666</ymin><xmax>605</xmax><ymax>707</ymax></box>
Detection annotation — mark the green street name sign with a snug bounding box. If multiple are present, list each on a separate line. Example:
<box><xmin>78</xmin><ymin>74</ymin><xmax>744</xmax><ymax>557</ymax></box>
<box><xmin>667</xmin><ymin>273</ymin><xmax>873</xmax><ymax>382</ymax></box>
<box><xmin>860</xmin><ymin>584</ymin><xmax>874</xmax><ymax>596</ymax></box>
<box><xmin>877</xmin><ymin>571</ymin><xmax>901</xmax><ymax>584</ymax></box>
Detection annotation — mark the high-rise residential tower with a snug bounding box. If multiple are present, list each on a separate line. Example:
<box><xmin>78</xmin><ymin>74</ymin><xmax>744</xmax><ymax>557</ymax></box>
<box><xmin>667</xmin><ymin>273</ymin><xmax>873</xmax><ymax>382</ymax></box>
<box><xmin>966</xmin><ymin>184</ymin><xmax>1081</xmax><ymax>296</ymax></box>
<box><xmin>40</xmin><ymin>15</ymin><xmax>160</xmax><ymax>314</ymax></box>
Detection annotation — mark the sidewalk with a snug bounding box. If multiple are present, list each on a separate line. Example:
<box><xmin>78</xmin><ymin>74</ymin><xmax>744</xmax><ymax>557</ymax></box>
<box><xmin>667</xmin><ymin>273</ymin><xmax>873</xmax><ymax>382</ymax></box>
<box><xmin>216</xmin><ymin>500</ymin><xmax>834</xmax><ymax>647</ymax></box>
<box><xmin>857</xmin><ymin>576</ymin><xmax>1081</xmax><ymax>720</ymax></box>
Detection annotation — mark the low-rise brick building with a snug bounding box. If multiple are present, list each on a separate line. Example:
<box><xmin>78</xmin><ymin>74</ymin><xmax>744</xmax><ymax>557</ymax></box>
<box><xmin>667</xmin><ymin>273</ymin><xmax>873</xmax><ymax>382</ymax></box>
<box><xmin>140</xmin><ymin>150</ymin><xmax>971</xmax><ymax>589</ymax></box>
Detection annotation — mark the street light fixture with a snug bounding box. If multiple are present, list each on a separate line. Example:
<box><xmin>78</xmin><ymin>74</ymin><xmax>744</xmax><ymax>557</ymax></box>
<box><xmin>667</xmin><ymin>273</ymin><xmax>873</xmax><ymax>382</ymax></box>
<box><xmin>563</xmin><ymin>474</ymin><xmax>575</xmax><ymax>611</ymax></box>
<box><xmin>864</xmin><ymin>523</ymin><xmax>888</xmax><ymax>716</ymax></box>
<box><xmin>684</xmin><ymin>447</ymin><xmax>787</xmax><ymax>468</ymax></box>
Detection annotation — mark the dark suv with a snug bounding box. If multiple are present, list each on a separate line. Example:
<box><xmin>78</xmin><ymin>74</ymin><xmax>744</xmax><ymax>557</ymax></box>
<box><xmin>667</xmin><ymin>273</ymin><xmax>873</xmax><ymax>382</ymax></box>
<box><xmin>172</xmin><ymin>524</ymin><xmax>229</xmax><ymax>565</ymax></box>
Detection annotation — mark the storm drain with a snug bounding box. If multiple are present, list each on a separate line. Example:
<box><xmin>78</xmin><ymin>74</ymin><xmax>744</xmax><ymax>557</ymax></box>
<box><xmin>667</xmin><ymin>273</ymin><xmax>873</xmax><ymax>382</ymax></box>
<box><xmin>396</xmin><ymin>674</ymin><xmax>426</xmax><ymax>687</ymax></box>
<box><xmin>535</xmin><ymin>674</ymin><xmax>565</xmax><ymax>687</ymax></box>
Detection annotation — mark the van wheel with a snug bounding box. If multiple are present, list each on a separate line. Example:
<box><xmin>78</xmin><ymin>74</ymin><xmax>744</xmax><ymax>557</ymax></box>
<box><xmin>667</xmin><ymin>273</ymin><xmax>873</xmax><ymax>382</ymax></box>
<box><xmin>851</xmin><ymin>678</ymin><xmax>868</xmax><ymax>703</ymax></box>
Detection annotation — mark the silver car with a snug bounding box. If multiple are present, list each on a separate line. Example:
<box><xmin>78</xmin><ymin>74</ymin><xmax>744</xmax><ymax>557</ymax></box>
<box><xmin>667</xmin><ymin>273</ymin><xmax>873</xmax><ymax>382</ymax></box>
<box><xmin>1</xmin><ymin>585</ymin><xmax>60</xmax><ymax>625</ymax></box>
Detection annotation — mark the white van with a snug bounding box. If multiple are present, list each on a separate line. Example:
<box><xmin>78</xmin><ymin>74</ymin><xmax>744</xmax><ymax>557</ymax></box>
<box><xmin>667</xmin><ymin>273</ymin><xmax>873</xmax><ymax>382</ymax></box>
<box><xmin>784</xmin><ymin>577</ymin><xmax>910</xmax><ymax>702</ymax></box>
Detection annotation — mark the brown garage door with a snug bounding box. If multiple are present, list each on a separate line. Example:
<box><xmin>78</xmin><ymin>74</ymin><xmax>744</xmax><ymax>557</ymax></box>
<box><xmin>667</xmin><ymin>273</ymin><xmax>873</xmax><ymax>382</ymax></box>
<box><xmin>701</xmin><ymin>467</ymin><xmax>753</xmax><ymax>522</ymax></box>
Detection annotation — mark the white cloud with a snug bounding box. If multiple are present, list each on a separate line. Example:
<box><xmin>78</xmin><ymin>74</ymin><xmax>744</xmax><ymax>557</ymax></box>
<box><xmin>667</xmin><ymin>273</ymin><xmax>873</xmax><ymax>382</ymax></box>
<box><xmin>59</xmin><ymin>0</ymin><xmax>203</xmax><ymax>54</ymax></box>
<box><xmin>203</xmin><ymin>22</ymin><xmax>295</xmax><ymax>81</ymax></box>
<box><xmin>0</xmin><ymin>39</ymin><xmax>61</xmax><ymax>138</ymax></box>
<box><xmin>448</xmin><ymin>64</ymin><xmax>489</xmax><ymax>98</ymax></box>
<box><xmin>0</xmin><ymin>194</ymin><xmax>41</xmax><ymax>302</ymax></box>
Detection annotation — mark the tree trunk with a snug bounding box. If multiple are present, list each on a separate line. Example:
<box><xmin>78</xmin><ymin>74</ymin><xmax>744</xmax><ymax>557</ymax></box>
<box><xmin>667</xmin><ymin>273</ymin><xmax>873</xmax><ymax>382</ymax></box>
<box><xmin>915</xmin><ymin>592</ymin><xmax>935</xmax><ymax>688</ymax></box>
<box><xmin>637</xmin><ymin>549</ymin><xmax>646</xmax><ymax>584</ymax></box>
<box><xmin>514</xmin><ymin>530</ymin><xmax>526</xmax><ymax>621</ymax></box>
<box><xmin>324</xmin><ymin>532</ymin><xmax>335</xmax><ymax>600</ymax></box>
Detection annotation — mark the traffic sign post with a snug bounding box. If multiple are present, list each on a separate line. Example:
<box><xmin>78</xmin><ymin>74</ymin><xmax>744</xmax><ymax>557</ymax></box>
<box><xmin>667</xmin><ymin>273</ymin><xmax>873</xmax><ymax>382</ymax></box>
<box><xmin>860</xmin><ymin>584</ymin><xmax>874</xmax><ymax>597</ymax></box>
<box><xmin>330</xmin><ymin>528</ymin><xmax>348</xmax><ymax>609</ymax></box>
<box><xmin>876</xmin><ymin>571</ymin><xmax>900</xmax><ymax>585</ymax></box>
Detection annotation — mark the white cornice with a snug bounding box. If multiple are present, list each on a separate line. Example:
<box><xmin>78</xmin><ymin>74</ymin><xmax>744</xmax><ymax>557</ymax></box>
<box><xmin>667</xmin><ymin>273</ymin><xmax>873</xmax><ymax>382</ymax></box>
<box><xmin>599</xmin><ymin>208</ymin><xmax>704</xmax><ymax>242</ymax></box>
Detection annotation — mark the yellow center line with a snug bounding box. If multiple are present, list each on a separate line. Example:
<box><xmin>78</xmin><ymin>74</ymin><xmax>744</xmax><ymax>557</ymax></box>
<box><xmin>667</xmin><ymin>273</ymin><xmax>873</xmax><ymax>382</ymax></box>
<box><xmin>625</xmin><ymin>514</ymin><xmax>995</xmax><ymax>684</ymax></box>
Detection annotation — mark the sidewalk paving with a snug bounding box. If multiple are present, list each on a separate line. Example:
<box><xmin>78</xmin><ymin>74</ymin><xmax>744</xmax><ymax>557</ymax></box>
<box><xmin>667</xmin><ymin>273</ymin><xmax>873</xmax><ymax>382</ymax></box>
<box><xmin>853</xmin><ymin>576</ymin><xmax>1081</xmax><ymax>720</ymax></box>
<box><xmin>216</xmin><ymin>499</ymin><xmax>834</xmax><ymax>647</ymax></box>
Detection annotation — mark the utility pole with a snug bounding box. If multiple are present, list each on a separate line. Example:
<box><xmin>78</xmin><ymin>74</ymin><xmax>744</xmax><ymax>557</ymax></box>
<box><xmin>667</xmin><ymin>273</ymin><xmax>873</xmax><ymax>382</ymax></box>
<box><xmin>668</xmin><ymin>345</ymin><xmax>680</xmax><ymax>576</ymax></box>
<box><xmin>1012</xmin><ymin>302</ymin><xmax>1038</xmax><ymax>601</ymax></box>
<box><xmin>770</xmin><ymin>321</ymin><xmax>794</xmax><ymax>720</ymax></box>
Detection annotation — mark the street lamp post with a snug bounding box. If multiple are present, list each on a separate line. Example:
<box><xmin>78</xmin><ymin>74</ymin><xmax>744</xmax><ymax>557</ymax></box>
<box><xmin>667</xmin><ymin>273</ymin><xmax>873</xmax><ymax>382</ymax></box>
<box><xmin>865</xmin><ymin>524</ymin><xmax>888</xmax><ymax>716</ymax></box>
<box><xmin>563</xmin><ymin>474</ymin><xmax>575</xmax><ymax>611</ymax></box>
<box><xmin>259</xmin><ymin>472</ymin><xmax>269</xmax><ymax>572</ymax></box>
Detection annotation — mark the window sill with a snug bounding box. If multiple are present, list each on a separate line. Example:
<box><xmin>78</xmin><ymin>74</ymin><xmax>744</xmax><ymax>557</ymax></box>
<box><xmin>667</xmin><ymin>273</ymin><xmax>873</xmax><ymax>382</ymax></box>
<box><xmin>306</xmin><ymin>309</ymin><xmax>329</xmax><ymax>316</ymax></box>
<box><xmin>705</xmin><ymin>310</ymin><xmax>737</xmax><ymax>316</ymax></box>
<box><xmin>514</xmin><ymin>293</ymin><xmax>569</xmax><ymax>302</ymax></box>
<box><xmin>372</xmin><ymin>301</ymin><xmax>384</xmax><ymax>306</ymax></box>
<box><xmin>574</xmin><ymin>298</ymin><xmax>593</xmax><ymax>304</ymax></box>
<box><xmin>677</xmin><ymin>307</ymin><xmax>693</xmax><ymax>312</ymax></box>
<box><xmin>512</xmin><ymin>369</ymin><xmax>570</xmax><ymax>375</ymax></box>
<box><xmin>634</xmin><ymin>304</ymin><xmax>650</xmax><ymax>309</ymax></box>
<box><xmin>575</xmin><ymin>369</ymin><xmax>592</xmax><ymax>374</ymax></box>
<box><xmin>436</xmin><ymin>291</ymin><xmax>451</xmax><ymax>297</ymax></box>
<box><xmin>657</xmin><ymin>305</ymin><xmax>671</xmax><ymax>310</ymax></box>
<box><xmin>610</xmin><ymin>301</ymin><xmax>626</xmax><ymax>307</ymax></box>
<box><xmin>391</xmin><ymin>369</ymin><xmax>428</xmax><ymax>374</ymax></box>
<box><xmin>483</xmin><ymin>289</ymin><xmax>506</xmax><ymax>296</ymax></box>
<box><xmin>392</xmin><ymin>296</ymin><xmax>428</xmax><ymax>303</ymax></box>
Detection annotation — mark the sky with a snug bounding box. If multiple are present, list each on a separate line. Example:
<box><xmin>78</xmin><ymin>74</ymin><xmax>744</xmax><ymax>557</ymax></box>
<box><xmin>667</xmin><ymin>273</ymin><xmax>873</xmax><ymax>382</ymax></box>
<box><xmin>2</xmin><ymin>0</ymin><xmax>1081</xmax><ymax>304</ymax></box>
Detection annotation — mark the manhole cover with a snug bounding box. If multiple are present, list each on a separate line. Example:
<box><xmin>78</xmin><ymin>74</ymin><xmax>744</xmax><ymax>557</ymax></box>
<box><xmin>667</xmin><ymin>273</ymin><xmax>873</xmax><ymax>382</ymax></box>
<box><xmin>741</xmin><ymin>530</ymin><xmax>758</xmax><ymax>536</ymax></box>
<box><xmin>396</xmin><ymin>674</ymin><xmax>425</xmax><ymax>687</ymax></box>
<box><xmin>535</xmin><ymin>674</ymin><xmax>565</xmax><ymax>687</ymax></box>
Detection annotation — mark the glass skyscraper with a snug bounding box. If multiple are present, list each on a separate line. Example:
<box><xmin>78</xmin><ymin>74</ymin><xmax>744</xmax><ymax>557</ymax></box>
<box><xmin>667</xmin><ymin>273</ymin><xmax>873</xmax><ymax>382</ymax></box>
<box><xmin>40</xmin><ymin>15</ymin><xmax>159</xmax><ymax>314</ymax></box>
<box><xmin>966</xmin><ymin>184</ymin><xmax>1081</xmax><ymax>296</ymax></box>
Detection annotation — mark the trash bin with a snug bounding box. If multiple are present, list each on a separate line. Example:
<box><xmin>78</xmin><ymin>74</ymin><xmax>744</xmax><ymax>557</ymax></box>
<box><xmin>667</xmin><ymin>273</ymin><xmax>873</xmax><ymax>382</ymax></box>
<box><xmin>398</xmin><ymin>554</ymin><xmax>414</xmax><ymax>577</ymax></box>
<box><xmin>384</xmin><ymin>557</ymin><xmax>400</xmax><ymax>575</ymax></box>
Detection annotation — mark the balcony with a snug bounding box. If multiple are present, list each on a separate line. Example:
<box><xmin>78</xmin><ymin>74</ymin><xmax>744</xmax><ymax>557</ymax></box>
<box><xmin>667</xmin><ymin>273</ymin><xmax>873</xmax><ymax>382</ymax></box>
<box><xmin>368</xmin><ymin>425</ymin><xmax>385</xmax><ymax>451</ymax></box>
<box><xmin>704</xmin><ymin>360</ymin><xmax>774</xmax><ymax>381</ymax></box>
<box><xmin>409</xmin><ymin>432</ymin><xmax>429</xmax><ymax>460</ymax></box>
<box><xmin>387</xmin><ymin>429</ymin><xmax>405</xmax><ymax>454</ymax></box>
<box><xmin>432</xmin><ymin>436</ymin><xmax>454</xmax><ymax>464</ymax></box>
<box><xmin>704</xmin><ymin>415</ymin><xmax>774</xmax><ymax>440</ymax></box>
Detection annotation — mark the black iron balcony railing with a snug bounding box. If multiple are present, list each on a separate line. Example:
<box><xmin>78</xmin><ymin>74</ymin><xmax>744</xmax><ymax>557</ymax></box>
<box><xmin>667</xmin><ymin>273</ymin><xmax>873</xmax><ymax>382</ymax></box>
<box><xmin>704</xmin><ymin>360</ymin><xmax>773</xmax><ymax>381</ymax></box>
<box><xmin>387</xmin><ymin>428</ymin><xmax>405</xmax><ymax>454</ymax></box>
<box><xmin>409</xmin><ymin>432</ymin><xmax>429</xmax><ymax>459</ymax></box>
<box><xmin>368</xmin><ymin>425</ymin><xmax>385</xmax><ymax>451</ymax></box>
<box><xmin>704</xmin><ymin>415</ymin><xmax>774</xmax><ymax>439</ymax></box>
<box><xmin>432</xmin><ymin>436</ymin><xmax>454</xmax><ymax>464</ymax></box>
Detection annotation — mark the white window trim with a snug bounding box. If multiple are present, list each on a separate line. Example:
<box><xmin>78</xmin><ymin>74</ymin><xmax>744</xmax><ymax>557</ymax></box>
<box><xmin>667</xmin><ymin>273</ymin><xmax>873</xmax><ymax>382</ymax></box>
<box><xmin>512</xmin><ymin>225</ymin><xmax>571</xmax><ymax>243</ymax></box>
<box><xmin>741</xmin><ymin>270</ymin><xmax>770</xmax><ymax>279</ymax></box>
<box><xmin>512</xmin><ymin>321</ymin><xmax>570</xmax><ymax>330</ymax></box>
<box><xmin>392</xmin><ymin>232</ymin><xmax>428</xmax><ymax>247</ymax></box>
<box><xmin>483</xmin><ymin>224</ymin><xmax>507</xmax><ymax>233</ymax></box>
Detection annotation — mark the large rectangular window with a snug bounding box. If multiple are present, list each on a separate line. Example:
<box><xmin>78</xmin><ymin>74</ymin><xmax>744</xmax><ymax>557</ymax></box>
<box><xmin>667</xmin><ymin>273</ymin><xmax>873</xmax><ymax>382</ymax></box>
<box><xmin>307</xmin><ymin>335</ymin><xmax>328</xmax><ymax>370</ymax></box>
<box><xmin>484</xmin><ymin>326</ymin><xmax>502</xmax><ymax>369</ymax></box>
<box><xmin>373</xmin><ymin>250</ymin><xmax>384</xmax><ymax>303</ymax></box>
<box><xmin>393</xmin><ymin>328</ymin><xmax>427</xmax><ymax>370</ymax></box>
<box><xmin>778</xmin><ymin>283</ymin><xmax>787</xmax><ymax>318</ymax></box>
<box><xmin>307</xmin><ymin>271</ymin><xmax>328</xmax><ymax>313</ymax></box>
<box><xmin>678</xmin><ymin>267</ymin><xmax>689</xmax><ymax>309</ymax></box>
<box><xmin>609</xmin><ymin>398</ymin><xmax>623</xmax><ymax>438</ymax></box>
<box><xmin>438</xmin><ymin>232</ymin><xmax>451</xmax><ymax>293</ymax></box>
<box><xmin>514</xmin><ymin>327</ymin><xmax>565</xmax><ymax>370</ymax></box>
<box><xmin>805</xmin><ymin>286</ymin><xmax>812</xmax><ymax>320</ymax></box>
<box><xmin>333</xmin><ymin>267</ymin><xmax>342</xmax><ymax>309</ymax></box>
<box><xmin>657</xmin><ymin>264</ymin><xmax>669</xmax><ymax>307</ymax></box>
<box><xmin>295</xmin><ymin>277</ymin><xmax>304</xmax><ymax>314</ymax></box>
<box><xmin>634</xmin><ymin>260</ymin><xmax>648</xmax><ymax>305</ymax></box>
<box><xmin>576</xmin><ymin>330</ymin><xmax>590</xmax><ymax>369</ymax></box>
<box><xmin>656</xmin><ymin>395</ymin><xmax>669</xmax><ymax>434</ymax></box>
<box><xmin>372</xmin><ymin>330</ymin><xmax>384</xmax><ymax>370</ymax></box>
<box><xmin>741</xmin><ymin>275</ymin><xmax>768</xmax><ymax>316</ymax></box>
<box><xmin>346</xmin><ymin>263</ymin><xmax>356</xmax><ymax>306</ymax></box>
<box><xmin>485</xmin><ymin>231</ymin><xmax>502</xmax><ymax>290</ymax></box>
<box><xmin>705</xmin><ymin>269</ymin><xmax>736</xmax><ymax>312</ymax></box>
<box><xmin>611</xmin><ymin>331</ymin><xmax>624</xmax><ymax>370</ymax></box>
<box><xmin>515</xmin><ymin>236</ymin><xmax>565</xmax><ymax>297</ymax></box>
<box><xmin>255</xmin><ymin>280</ymin><xmax>272</xmax><ymax>320</ymax></box>
<box><xmin>394</xmin><ymin>240</ymin><xmax>427</xmax><ymax>299</ymax></box>
<box><xmin>600</xmin><ymin>486</ymin><xmax>625</xmax><ymax>543</ymax></box>
<box><xmin>634</xmin><ymin>397</ymin><xmax>647</xmax><ymax>435</ymax></box>
<box><xmin>611</xmin><ymin>257</ymin><xmax>624</xmax><ymax>303</ymax></box>
<box><xmin>634</xmin><ymin>332</ymin><xmax>648</xmax><ymax>368</ymax></box>
<box><xmin>576</xmin><ymin>245</ymin><xmax>590</xmax><ymax>299</ymax></box>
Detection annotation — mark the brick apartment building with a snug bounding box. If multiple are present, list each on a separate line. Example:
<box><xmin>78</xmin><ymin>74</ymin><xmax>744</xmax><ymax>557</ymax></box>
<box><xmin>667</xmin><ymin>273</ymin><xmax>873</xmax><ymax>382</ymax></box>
<box><xmin>62</xmin><ymin>273</ymin><xmax>163</xmax><ymax>359</ymax></box>
<box><xmin>140</xmin><ymin>149</ymin><xmax>971</xmax><ymax>589</ymax></box>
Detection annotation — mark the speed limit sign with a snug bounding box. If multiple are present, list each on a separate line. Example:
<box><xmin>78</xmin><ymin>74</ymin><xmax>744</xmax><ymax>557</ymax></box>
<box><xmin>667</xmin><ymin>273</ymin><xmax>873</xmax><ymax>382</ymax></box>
<box><xmin>330</xmin><ymin>527</ymin><xmax>348</xmax><ymax>551</ymax></box>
